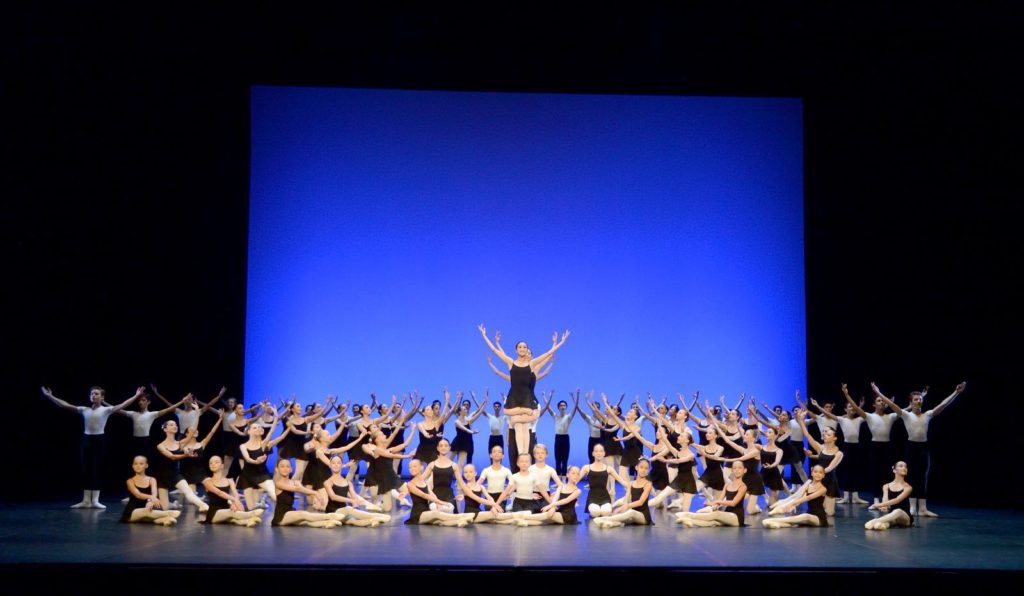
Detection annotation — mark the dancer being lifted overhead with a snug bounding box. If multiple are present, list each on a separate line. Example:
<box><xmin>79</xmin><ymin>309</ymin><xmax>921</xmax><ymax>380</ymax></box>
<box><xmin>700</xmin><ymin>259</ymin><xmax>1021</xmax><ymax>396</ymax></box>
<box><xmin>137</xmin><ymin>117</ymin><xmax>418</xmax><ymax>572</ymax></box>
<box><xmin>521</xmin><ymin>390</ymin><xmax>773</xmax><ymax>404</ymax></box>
<box><xmin>478</xmin><ymin>324</ymin><xmax>569</xmax><ymax>460</ymax></box>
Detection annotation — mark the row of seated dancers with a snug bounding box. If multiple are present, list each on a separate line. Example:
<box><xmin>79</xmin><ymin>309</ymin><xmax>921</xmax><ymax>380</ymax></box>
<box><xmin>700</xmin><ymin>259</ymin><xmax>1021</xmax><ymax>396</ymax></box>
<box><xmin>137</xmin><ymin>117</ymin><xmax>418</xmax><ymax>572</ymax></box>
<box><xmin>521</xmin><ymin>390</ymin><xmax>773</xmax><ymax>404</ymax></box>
<box><xmin>41</xmin><ymin>381</ymin><xmax>965</xmax><ymax>523</ymax></box>
<box><xmin>119</xmin><ymin>441</ymin><xmax>915</xmax><ymax>531</ymax></box>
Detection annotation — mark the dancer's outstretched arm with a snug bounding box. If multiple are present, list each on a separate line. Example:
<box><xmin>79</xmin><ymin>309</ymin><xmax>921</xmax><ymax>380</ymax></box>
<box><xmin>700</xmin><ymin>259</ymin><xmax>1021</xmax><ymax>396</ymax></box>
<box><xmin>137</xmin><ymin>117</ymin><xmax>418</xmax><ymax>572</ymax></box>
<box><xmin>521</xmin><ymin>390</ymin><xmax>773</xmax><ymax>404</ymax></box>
<box><xmin>870</xmin><ymin>383</ymin><xmax>904</xmax><ymax>417</ymax></box>
<box><xmin>841</xmin><ymin>384</ymin><xmax>869</xmax><ymax>419</ymax></box>
<box><xmin>929</xmin><ymin>382</ymin><xmax>967</xmax><ymax>417</ymax></box>
<box><xmin>530</xmin><ymin>330</ymin><xmax>570</xmax><ymax>369</ymax></box>
<box><xmin>479</xmin><ymin>325</ymin><xmax>514</xmax><ymax>367</ymax></box>
<box><xmin>535</xmin><ymin>357</ymin><xmax>555</xmax><ymax>380</ymax></box>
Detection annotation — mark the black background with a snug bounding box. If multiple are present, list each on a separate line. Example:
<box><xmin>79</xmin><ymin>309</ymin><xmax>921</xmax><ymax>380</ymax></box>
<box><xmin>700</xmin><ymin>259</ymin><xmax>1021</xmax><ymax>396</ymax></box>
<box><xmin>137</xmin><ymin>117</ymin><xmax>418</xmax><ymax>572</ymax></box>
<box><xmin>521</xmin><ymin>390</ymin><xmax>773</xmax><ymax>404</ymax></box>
<box><xmin>8</xmin><ymin>5</ymin><xmax>1020</xmax><ymax>505</ymax></box>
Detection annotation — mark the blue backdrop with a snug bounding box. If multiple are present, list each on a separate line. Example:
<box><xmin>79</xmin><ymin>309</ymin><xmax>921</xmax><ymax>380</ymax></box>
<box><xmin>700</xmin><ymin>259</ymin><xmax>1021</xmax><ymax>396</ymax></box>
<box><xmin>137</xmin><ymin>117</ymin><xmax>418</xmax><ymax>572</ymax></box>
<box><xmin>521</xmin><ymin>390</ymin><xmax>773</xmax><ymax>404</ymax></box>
<box><xmin>247</xmin><ymin>86</ymin><xmax>805</xmax><ymax>468</ymax></box>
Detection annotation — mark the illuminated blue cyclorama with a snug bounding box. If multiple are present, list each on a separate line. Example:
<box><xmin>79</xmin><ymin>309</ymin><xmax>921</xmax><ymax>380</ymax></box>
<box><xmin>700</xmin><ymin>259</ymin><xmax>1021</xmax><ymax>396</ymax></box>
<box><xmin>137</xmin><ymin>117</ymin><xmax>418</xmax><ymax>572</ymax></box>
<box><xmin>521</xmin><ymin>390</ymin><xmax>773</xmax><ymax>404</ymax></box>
<box><xmin>247</xmin><ymin>86</ymin><xmax>805</xmax><ymax>470</ymax></box>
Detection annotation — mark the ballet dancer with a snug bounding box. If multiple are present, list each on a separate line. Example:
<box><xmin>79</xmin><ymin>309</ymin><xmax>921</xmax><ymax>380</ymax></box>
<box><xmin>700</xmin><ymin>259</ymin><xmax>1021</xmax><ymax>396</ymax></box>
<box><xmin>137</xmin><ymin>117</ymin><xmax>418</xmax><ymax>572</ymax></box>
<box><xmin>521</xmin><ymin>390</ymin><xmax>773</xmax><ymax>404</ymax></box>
<box><xmin>304</xmin><ymin>424</ymin><xmax>368</xmax><ymax>510</ymax></box>
<box><xmin>841</xmin><ymin>385</ymin><xmax>898</xmax><ymax>505</ymax></box>
<box><xmin>646</xmin><ymin>428</ymin><xmax>699</xmax><ymax>513</ymax></box>
<box><xmin>277</xmin><ymin>398</ymin><xmax>333</xmax><ymax>489</ymax></box>
<box><xmin>118</xmin><ymin>391</ymin><xmax>187</xmax><ymax>467</ymax></box>
<box><xmin>237</xmin><ymin>415</ymin><xmax>292</xmax><ymax>509</ymax></box>
<box><xmin>546</xmin><ymin>389</ymin><xmax>579</xmax><ymax>481</ymax></box>
<box><xmin>152</xmin><ymin>419</ymin><xmax>210</xmax><ymax>513</ymax></box>
<box><xmin>478</xmin><ymin>444</ymin><xmax>514</xmax><ymax>509</ymax></box>
<box><xmin>512</xmin><ymin>465</ymin><xmax>583</xmax><ymax>526</ymax></box>
<box><xmin>150</xmin><ymin>384</ymin><xmax>224</xmax><ymax>435</ymax></box>
<box><xmin>872</xmin><ymin>381</ymin><xmax>966</xmax><ymax>517</ymax></box>
<box><xmin>762</xmin><ymin>464</ymin><xmax>829</xmax><ymax>529</ymax></box>
<box><xmin>758</xmin><ymin>427</ymin><xmax>791</xmax><ymax>507</ymax></box>
<box><xmin>588</xmin><ymin>396</ymin><xmax>624</xmax><ymax>495</ymax></box>
<box><xmin>497</xmin><ymin>453</ymin><xmax>550</xmax><ymax>514</ymax></box>
<box><xmin>712</xmin><ymin>418</ymin><xmax>767</xmax><ymax>515</ymax></box>
<box><xmin>120</xmin><ymin>456</ymin><xmax>180</xmax><ymax>525</ymax></box>
<box><xmin>412</xmin><ymin>389</ymin><xmax>453</xmax><ymax>467</ymax></box>
<box><xmin>591</xmin><ymin>458</ymin><xmax>653</xmax><ymax>528</ymax></box>
<box><xmin>323</xmin><ymin>455</ymin><xmax>392</xmax><ymax>527</ymax></box>
<box><xmin>818</xmin><ymin>386</ymin><xmax>869</xmax><ymax>504</ymax></box>
<box><xmin>361</xmin><ymin>426</ymin><xmax>415</xmax><ymax>511</ymax></box>
<box><xmin>404</xmin><ymin>459</ymin><xmax>475</xmax><ymax>526</ymax></box>
<box><xmin>201</xmin><ymin>455</ymin><xmax>264</xmax><ymax>526</ymax></box>
<box><xmin>577</xmin><ymin>391</ymin><xmax>604</xmax><ymax>464</ymax></box>
<box><xmin>178</xmin><ymin>416</ymin><xmax>220</xmax><ymax>497</ymax></box>
<box><xmin>41</xmin><ymin>385</ymin><xmax>144</xmax><ymax>508</ymax></box>
<box><xmin>676</xmin><ymin>460</ymin><xmax>748</xmax><ymax>528</ymax></box>
<box><xmin>271</xmin><ymin>459</ymin><xmax>343</xmax><ymax>528</ymax></box>
<box><xmin>478</xmin><ymin>324</ymin><xmax>569</xmax><ymax>460</ymax></box>
<box><xmin>865</xmin><ymin>461</ymin><xmax>914</xmax><ymax>530</ymax></box>
<box><xmin>455</xmin><ymin>463</ymin><xmax>520</xmax><ymax>524</ymax></box>
<box><xmin>600</xmin><ymin>394</ymin><xmax>645</xmax><ymax>485</ymax></box>
<box><xmin>795</xmin><ymin>397</ymin><xmax>843</xmax><ymax>516</ymax></box>
<box><xmin>577</xmin><ymin>443</ymin><xmax>628</xmax><ymax>517</ymax></box>
<box><xmin>482</xmin><ymin>395</ymin><xmax>507</xmax><ymax>454</ymax></box>
<box><xmin>452</xmin><ymin>392</ymin><xmax>487</xmax><ymax>469</ymax></box>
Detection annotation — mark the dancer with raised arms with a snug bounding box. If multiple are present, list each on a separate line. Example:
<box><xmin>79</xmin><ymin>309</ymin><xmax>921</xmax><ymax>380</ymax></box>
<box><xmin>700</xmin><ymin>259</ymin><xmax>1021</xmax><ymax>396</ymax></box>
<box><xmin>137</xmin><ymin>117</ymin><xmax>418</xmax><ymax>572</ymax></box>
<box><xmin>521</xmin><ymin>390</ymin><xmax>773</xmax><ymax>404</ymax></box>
<box><xmin>478</xmin><ymin>324</ymin><xmax>569</xmax><ymax>462</ymax></box>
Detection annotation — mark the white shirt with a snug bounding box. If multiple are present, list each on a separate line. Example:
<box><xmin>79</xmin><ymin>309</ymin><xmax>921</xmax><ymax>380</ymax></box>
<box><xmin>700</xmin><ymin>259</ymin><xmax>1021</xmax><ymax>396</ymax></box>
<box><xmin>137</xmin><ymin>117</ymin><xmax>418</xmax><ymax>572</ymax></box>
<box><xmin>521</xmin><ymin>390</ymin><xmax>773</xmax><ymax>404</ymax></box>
<box><xmin>126</xmin><ymin>410</ymin><xmax>161</xmax><ymax>437</ymax></box>
<box><xmin>554</xmin><ymin>413</ymin><xmax>572</xmax><ymax>435</ymax></box>
<box><xmin>900</xmin><ymin>410</ymin><xmax>933</xmax><ymax>443</ymax></box>
<box><xmin>478</xmin><ymin>465</ymin><xmax>513</xmax><ymax>493</ymax></box>
<box><xmin>508</xmin><ymin>471</ymin><xmax>538</xmax><ymax>500</ymax></box>
<box><xmin>865</xmin><ymin>412</ymin><xmax>898</xmax><ymax>442</ymax></box>
<box><xmin>221</xmin><ymin>411</ymin><xmax>237</xmax><ymax>431</ymax></box>
<box><xmin>837</xmin><ymin>416</ymin><xmax>864</xmax><ymax>443</ymax></box>
<box><xmin>78</xmin><ymin>406</ymin><xmax>115</xmax><ymax>435</ymax></box>
<box><xmin>582</xmin><ymin>413</ymin><xmax>603</xmax><ymax>438</ymax></box>
<box><xmin>485</xmin><ymin>412</ymin><xmax>505</xmax><ymax>436</ymax></box>
<box><xmin>175</xmin><ymin>408</ymin><xmax>201</xmax><ymax>432</ymax></box>
<box><xmin>529</xmin><ymin>464</ymin><xmax>559</xmax><ymax>493</ymax></box>
<box><xmin>814</xmin><ymin>415</ymin><xmax>838</xmax><ymax>433</ymax></box>
<box><xmin>787</xmin><ymin>419</ymin><xmax>805</xmax><ymax>441</ymax></box>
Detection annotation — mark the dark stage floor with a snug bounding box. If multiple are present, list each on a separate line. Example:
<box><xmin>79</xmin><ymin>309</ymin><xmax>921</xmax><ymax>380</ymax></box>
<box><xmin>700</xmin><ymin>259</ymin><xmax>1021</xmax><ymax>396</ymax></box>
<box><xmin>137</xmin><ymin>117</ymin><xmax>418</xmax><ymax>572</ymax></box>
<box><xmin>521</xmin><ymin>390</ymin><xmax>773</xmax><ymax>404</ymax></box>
<box><xmin>3</xmin><ymin>501</ymin><xmax>1023</xmax><ymax>575</ymax></box>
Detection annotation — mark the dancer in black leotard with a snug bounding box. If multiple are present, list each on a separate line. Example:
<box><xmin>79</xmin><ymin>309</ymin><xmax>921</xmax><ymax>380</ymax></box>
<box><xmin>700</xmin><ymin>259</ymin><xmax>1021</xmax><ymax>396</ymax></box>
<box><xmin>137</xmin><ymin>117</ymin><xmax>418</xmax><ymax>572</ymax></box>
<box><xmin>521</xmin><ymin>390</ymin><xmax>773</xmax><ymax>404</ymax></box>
<box><xmin>201</xmin><ymin>455</ymin><xmax>265</xmax><ymax>526</ymax></box>
<box><xmin>592</xmin><ymin>459</ymin><xmax>654</xmax><ymax>527</ymax></box>
<box><xmin>512</xmin><ymin>465</ymin><xmax>583</xmax><ymax>526</ymax></box>
<box><xmin>153</xmin><ymin>419</ymin><xmax>209</xmax><ymax>513</ymax></box>
<box><xmin>762</xmin><ymin>465</ymin><xmax>830</xmax><ymax>528</ymax></box>
<box><xmin>677</xmin><ymin>460</ymin><xmax>748</xmax><ymax>527</ymax></box>
<box><xmin>270</xmin><ymin>459</ymin><xmax>343</xmax><ymax>528</ymax></box>
<box><xmin>403</xmin><ymin>459</ymin><xmax>475</xmax><ymax>526</ymax></box>
<box><xmin>455</xmin><ymin>463</ymin><xmax>520</xmax><ymax>523</ymax></box>
<box><xmin>578</xmin><ymin>443</ymin><xmax>628</xmax><ymax>518</ymax></box>
<box><xmin>322</xmin><ymin>455</ymin><xmax>392</xmax><ymax>527</ymax></box>
<box><xmin>716</xmin><ymin>426</ymin><xmax>767</xmax><ymax>515</ymax></box>
<box><xmin>795</xmin><ymin>402</ymin><xmax>843</xmax><ymax>517</ymax></box>
<box><xmin>865</xmin><ymin>461</ymin><xmax>914</xmax><ymax>530</ymax></box>
<box><xmin>422</xmin><ymin>438</ymin><xmax>459</xmax><ymax>510</ymax></box>
<box><xmin>479</xmin><ymin>324</ymin><xmax>569</xmax><ymax>461</ymax></box>
<box><xmin>120</xmin><ymin>456</ymin><xmax>180</xmax><ymax>525</ymax></box>
<box><xmin>237</xmin><ymin>413</ymin><xmax>291</xmax><ymax>509</ymax></box>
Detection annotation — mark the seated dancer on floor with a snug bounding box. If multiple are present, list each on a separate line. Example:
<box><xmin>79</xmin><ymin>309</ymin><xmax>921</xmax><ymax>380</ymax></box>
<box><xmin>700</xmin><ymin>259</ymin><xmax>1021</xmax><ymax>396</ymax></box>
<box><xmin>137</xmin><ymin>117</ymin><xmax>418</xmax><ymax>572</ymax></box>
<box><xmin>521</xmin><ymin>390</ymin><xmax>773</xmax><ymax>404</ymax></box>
<box><xmin>455</xmin><ymin>463</ymin><xmax>520</xmax><ymax>524</ymax></box>
<box><xmin>645</xmin><ymin>427</ymin><xmax>699</xmax><ymax>513</ymax></box>
<box><xmin>237</xmin><ymin>411</ymin><xmax>292</xmax><ymax>508</ymax></box>
<box><xmin>120</xmin><ymin>456</ymin><xmax>180</xmax><ymax>526</ymax></box>
<box><xmin>153</xmin><ymin>419</ymin><xmax>209</xmax><ymax>513</ymax></box>
<box><xmin>513</xmin><ymin>465</ymin><xmax>583</xmax><ymax>527</ymax></box>
<box><xmin>676</xmin><ymin>460</ymin><xmax>748</xmax><ymax>528</ymax></box>
<box><xmin>271</xmin><ymin>459</ymin><xmax>343</xmax><ymax>528</ymax></box>
<box><xmin>592</xmin><ymin>458</ymin><xmax>654</xmax><ymax>528</ymax></box>
<box><xmin>478</xmin><ymin>444</ymin><xmax>513</xmax><ymax>509</ymax></box>
<box><xmin>762</xmin><ymin>464</ymin><xmax>830</xmax><ymax>529</ymax></box>
<box><xmin>178</xmin><ymin>417</ymin><xmax>220</xmax><ymax>501</ymax></box>
<box><xmin>714</xmin><ymin>422</ymin><xmax>767</xmax><ymax>516</ymax></box>
<box><xmin>577</xmin><ymin>442</ymin><xmax>630</xmax><ymax>517</ymax></box>
<box><xmin>529</xmin><ymin>443</ymin><xmax>563</xmax><ymax>500</ymax></box>
<box><xmin>323</xmin><ymin>455</ymin><xmax>392</xmax><ymax>527</ymax></box>
<box><xmin>600</xmin><ymin>394</ymin><xmax>646</xmax><ymax>487</ymax></box>
<box><xmin>404</xmin><ymin>459</ymin><xmax>475</xmax><ymax>527</ymax></box>
<box><xmin>795</xmin><ymin>393</ymin><xmax>843</xmax><ymax>517</ymax></box>
<box><xmin>201</xmin><ymin>455</ymin><xmax>265</xmax><ymax>527</ymax></box>
<box><xmin>865</xmin><ymin>461</ymin><xmax>914</xmax><ymax>531</ymax></box>
<box><xmin>304</xmin><ymin>424</ymin><xmax>370</xmax><ymax>510</ymax></box>
<box><xmin>497</xmin><ymin>453</ymin><xmax>552</xmax><ymax>514</ymax></box>
<box><xmin>478</xmin><ymin>324</ymin><xmax>569</xmax><ymax>461</ymax></box>
<box><xmin>361</xmin><ymin>424</ymin><xmax>415</xmax><ymax>512</ymax></box>
<box><xmin>422</xmin><ymin>438</ymin><xmax>461</xmax><ymax>511</ymax></box>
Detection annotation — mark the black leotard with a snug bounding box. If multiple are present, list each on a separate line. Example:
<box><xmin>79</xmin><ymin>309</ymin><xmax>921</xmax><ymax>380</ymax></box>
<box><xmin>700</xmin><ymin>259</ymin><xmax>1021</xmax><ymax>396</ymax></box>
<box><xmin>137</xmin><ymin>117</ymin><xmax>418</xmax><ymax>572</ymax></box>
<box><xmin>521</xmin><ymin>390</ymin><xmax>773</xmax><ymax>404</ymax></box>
<box><xmin>585</xmin><ymin>468</ymin><xmax>611</xmax><ymax>510</ymax></box>
<box><xmin>669</xmin><ymin>459</ymin><xmax>698</xmax><ymax>494</ymax></box>
<box><xmin>405</xmin><ymin>484</ymin><xmax>430</xmax><ymax>524</ymax></box>
<box><xmin>630</xmin><ymin>484</ymin><xmax>653</xmax><ymax>525</ymax></box>
<box><xmin>325</xmin><ymin>480</ymin><xmax>350</xmax><ymax>514</ymax></box>
<box><xmin>760</xmin><ymin>448</ymin><xmax>787</xmax><ymax>491</ymax></box>
<box><xmin>817</xmin><ymin>451</ymin><xmax>841</xmax><ymax>497</ymax></box>
<box><xmin>699</xmin><ymin>447</ymin><xmax>726</xmax><ymax>491</ymax></box>
<box><xmin>271</xmin><ymin>486</ymin><xmax>295</xmax><ymax>526</ymax></box>
<box><xmin>556</xmin><ymin>488</ymin><xmax>580</xmax><ymax>524</ymax></box>
<box><xmin>621</xmin><ymin>434</ymin><xmax>643</xmax><ymax>467</ymax></box>
<box><xmin>119</xmin><ymin>479</ymin><xmax>156</xmax><ymax>523</ymax></box>
<box><xmin>806</xmin><ymin>488</ymin><xmax>829</xmax><ymax>526</ymax></box>
<box><xmin>723</xmin><ymin>487</ymin><xmax>745</xmax><ymax>526</ymax></box>
<box><xmin>505</xmin><ymin>364</ymin><xmax>539</xmax><ymax>409</ymax></box>
<box><xmin>430</xmin><ymin>464</ymin><xmax>457</xmax><ymax>507</ymax></box>
<box><xmin>237</xmin><ymin>446</ymin><xmax>273</xmax><ymax>489</ymax></box>
<box><xmin>203</xmin><ymin>481</ymin><xmax>233</xmax><ymax>523</ymax></box>
<box><xmin>887</xmin><ymin>485</ymin><xmax>914</xmax><ymax>526</ymax></box>
<box><xmin>741</xmin><ymin>453</ymin><xmax>766</xmax><ymax>496</ymax></box>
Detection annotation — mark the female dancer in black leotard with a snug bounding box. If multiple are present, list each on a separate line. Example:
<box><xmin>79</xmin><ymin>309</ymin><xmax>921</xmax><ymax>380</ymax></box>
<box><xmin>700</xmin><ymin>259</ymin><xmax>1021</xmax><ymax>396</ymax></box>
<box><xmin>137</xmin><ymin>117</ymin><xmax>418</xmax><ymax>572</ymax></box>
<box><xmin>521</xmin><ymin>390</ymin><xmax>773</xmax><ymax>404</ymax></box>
<box><xmin>716</xmin><ymin>425</ymin><xmax>767</xmax><ymax>515</ymax></box>
<box><xmin>452</xmin><ymin>395</ymin><xmax>487</xmax><ymax>470</ymax></box>
<box><xmin>120</xmin><ymin>456</ymin><xmax>180</xmax><ymax>525</ymax></box>
<box><xmin>648</xmin><ymin>429</ymin><xmax>699</xmax><ymax>513</ymax></box>
<box><xmin>600</xmin><ymin>395</ymin><xmax>645</xmax><ymax>485</ymax></box>
<box><xmin>795</xmin><ymin>402</ymin><xmax>843</xmax><ymax>517</ymax></box>
<box><xmin>178</xmin><ymin>420</ymin><xmax>219</xmax><ymax>499</ymax></box>
<box><xmin>422</xmin><ymin>438</ymin><xmax>459</xmax><ymax>510</ymax></box>
<box><xmin>759</xmin><ymin>427</ymin><xmax>791</xmax><ymax>508</ymax></box>
<box><xmin>237</xmin><ymin>414</ymin><xmax>291</xmax><ymax>509</ymax></box>
<box><xmin>153</xmin><ymin>420</ymin><xmax>209</xmax><ymax>513</ymax></box>
<box><xmin>361</xmin><ymin>427</ymin><xmax>415</xmax><ymax>511</ymax></box>
<box><xmin>404</xmin><ymin>459</ymin><xmax>475</xmax><ymax>526</ymax></box>
<box><xmin>592</xmin><ymin>458</ymin><xmax>653</xmax><ymax>528</ymax></box>
<box><xmin>577</xmin><ymin>443</ymin><xmax>628</xmax><ymax>518</ymax></box>
<box><xmin>677</xmin><ymin>460</ymin><xmax>748</xmax><ymax>527</ymax></box>
<box><xmin>479</xmin><ymin>324</ymin><xmax>569</xmax><ymax>458</ymax></box>
<box><xmin>201</xmin><ymin>455</ymin><xmax>265</xmax><ymax>526</ymax></box>
<box><xmin>865</xmin><ymin>461</ymin><xmax>914</xmax><ymax>530</ymax></box>
<box><xmin>270</xmin><ymin>459</ymin><xmax>342</xmax><ymax>528</ymax></box>
<box><xmin>323</xmin><ymin>455</ymin><xmax>392</xmax><ymax>527</ymax></box>
<box><xmin>762</xmin><ymin>464</ymin><xmax>829</xmax><ymax>528</ymax></box>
